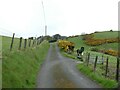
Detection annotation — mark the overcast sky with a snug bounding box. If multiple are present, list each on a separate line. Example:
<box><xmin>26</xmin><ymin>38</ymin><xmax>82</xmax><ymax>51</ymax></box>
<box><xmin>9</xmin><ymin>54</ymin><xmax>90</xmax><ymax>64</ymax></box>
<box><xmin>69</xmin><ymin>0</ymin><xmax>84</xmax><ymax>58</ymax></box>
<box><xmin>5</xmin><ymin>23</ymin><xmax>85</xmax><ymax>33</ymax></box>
<box><xmin>0</xmin><ymin>0</ymin><xmax>119</xmax><ymax>38</ymax></box>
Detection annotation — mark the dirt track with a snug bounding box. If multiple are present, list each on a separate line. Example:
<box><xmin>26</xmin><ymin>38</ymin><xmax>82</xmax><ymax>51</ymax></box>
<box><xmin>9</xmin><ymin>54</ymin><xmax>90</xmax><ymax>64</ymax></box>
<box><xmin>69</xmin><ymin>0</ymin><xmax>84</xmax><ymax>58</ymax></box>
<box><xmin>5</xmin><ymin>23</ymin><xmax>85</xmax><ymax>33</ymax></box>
<box><xmin>37</xmin><ymin>43</ymin><xmax>102</xmax><ymax>88</ymax></box>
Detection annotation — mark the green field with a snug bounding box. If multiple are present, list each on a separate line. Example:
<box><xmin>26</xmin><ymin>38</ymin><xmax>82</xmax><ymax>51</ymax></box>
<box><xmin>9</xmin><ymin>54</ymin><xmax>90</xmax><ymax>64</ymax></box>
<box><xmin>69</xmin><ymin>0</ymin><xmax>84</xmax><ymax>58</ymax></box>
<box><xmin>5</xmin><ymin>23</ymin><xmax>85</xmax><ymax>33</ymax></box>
<box><xmin>61</xmin><ymin>31</ymin><xmax>119</xmax><ymax>62</ymax></box>
<box><xmin>68</xmin><ymin>36</ymin><xmax>90</xmax><ymax>50</ymax></box>
<box><xmin>67</xmin><ymin>31</ymin><xmax>119</xmax><ymax>63</ymax></box>
<box><xmin>68</xmin><ymin>36</ymin><xmax>118</xmax><ymax>52</ymax></box>
<box><xmin>2</xmin><ymin>36</ymin><xmax>36</xmax><ymax>54</ymax></box>
<box><xmin>2</xmin><ymin>36</ymin><xmax>50</xmax><ymax>88</ymax></box>
<box><xmin>0</xmin><ymin>35</ymin><xmax>1</xmax><ymax>89</ymax></box>
<box><xmin>93</xmin><ymin>31</ymin><xmax>118</xmax><ymax>39</ymax></box>
<box><xmin>77</xmin><ymin>64</ymin><xmax>118</xmax><ymax>88</ymax></box>
<box><xmin>63</xmin><ymin>31</ymin><xmax>119</xmax><ymax>88</ymax></box>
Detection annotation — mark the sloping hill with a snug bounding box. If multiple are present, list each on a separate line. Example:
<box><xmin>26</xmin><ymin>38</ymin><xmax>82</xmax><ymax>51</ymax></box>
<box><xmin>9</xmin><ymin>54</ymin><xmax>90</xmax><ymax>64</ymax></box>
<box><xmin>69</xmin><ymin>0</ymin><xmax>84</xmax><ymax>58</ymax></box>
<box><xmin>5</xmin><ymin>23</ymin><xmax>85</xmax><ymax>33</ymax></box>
<box><xmin>93</xmin><ymin>31</ymin><xmax>118</xmax><ymax>39</ymax></box>
<box><xmin>68</xmin><ymin>31</ymin><xmax>119</xmax><ymax>52</ymax></box>
<box><xmin>65</xmin><ymin>31</ymin><xmax>119</xmax><ymax>88</ymax></box>
<box><xmin>2</xmin><ymin>36</ymin><xmax>50</xmax><ymax>88</ymax></box>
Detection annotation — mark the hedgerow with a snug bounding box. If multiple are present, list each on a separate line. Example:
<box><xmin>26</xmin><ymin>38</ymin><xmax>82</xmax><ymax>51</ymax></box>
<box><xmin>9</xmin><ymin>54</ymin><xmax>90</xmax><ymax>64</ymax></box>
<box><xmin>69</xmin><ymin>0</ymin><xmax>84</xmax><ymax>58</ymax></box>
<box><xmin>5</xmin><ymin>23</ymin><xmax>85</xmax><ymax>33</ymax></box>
<box><xmin>90</xmin><ymin>47</ymin><xmax>119</xmax><ymax>56</ymax></box>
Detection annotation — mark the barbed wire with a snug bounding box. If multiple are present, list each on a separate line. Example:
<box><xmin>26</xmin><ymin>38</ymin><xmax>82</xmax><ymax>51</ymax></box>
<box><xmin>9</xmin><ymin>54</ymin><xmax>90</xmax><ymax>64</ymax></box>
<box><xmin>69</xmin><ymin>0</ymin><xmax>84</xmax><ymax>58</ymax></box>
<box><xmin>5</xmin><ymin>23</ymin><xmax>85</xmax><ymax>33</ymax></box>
<box><xmin>0</xmin><ymin>1</ymin><xmax>46</xmax><ymax>38</ymax></box>
<box><xmin>0</xmin><ymin>28</ymin><xmax>22</xmax><ymax>38</ymax></box>
<box><xmin>0</xmin><ymin>27</ymin><xmax>44</xmax><ymax>39</ymax></box>
<box><xmin>0</xmin><ymin>27</ymin><xmax>31</xmax><ymax>38</ymax></box>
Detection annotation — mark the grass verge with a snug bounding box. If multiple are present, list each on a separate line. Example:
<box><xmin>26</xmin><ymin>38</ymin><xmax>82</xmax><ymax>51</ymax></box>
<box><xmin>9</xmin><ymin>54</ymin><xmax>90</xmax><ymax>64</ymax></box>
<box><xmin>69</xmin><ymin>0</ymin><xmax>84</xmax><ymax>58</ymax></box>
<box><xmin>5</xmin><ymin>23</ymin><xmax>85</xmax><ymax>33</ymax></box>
<box><xmin>77</xmin><ymin>64</ymin><xmax>118</xmax><ymax>88</ymax></box>
<box><xmin>59</xmin><ymin>48</ymin><xmax>77</xmax><ymax>60</ymax></box>
<box><xmin>59</xmin><ymin>47</ymin><xmax>118</xmax><ymax>88</ymax></box>
<box><xmin>2</xmin><ymin>40</ymin><xmax>50</xmax><ymax>88</ymax></box>
<box><xmin>0</xmin><ymin>60</ymin><xmax>1</xmax><ymax>89</ymax></box>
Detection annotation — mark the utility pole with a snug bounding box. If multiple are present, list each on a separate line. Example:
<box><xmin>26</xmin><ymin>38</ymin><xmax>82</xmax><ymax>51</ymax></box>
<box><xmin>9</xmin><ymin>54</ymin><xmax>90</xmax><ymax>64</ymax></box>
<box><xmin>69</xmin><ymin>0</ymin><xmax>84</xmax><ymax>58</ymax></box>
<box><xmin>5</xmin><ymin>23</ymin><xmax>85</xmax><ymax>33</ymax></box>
<box><xmin>41</xmin><ymin>0</ymin><xmax>47</xmax><ymax>36</ymax></box>
<box><xmin>45</xmin><ymin>25</ymin><xmax>47</xmax><ymax>36</ymax></box>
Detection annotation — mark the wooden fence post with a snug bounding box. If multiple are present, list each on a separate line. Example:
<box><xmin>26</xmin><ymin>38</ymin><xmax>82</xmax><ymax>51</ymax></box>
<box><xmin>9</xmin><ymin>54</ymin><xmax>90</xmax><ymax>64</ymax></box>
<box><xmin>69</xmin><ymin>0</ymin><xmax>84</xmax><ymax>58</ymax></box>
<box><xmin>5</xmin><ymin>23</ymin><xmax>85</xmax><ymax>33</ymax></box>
<box><xmin>85</xmin><ymin>52</ymin><xmax>88</xmax><ymax>63</ymax></box>
<box><xmin>18</xmin><ymin>37</ymin><xmax>22</xmax><ymax>50</ymax></box>
<box><xmin>10</xmin><ymin>33</ymin><xmax>15</xmax><ymax>51</ymax></box>
<box><xmin>94</xmin><ymin>56</ymin><xmax>98</xmax><ymax>72</ymax></box>
<box><xmin>105</xmin><ymin>56</ymin><xmax>109</xmax><ymax>77</ymax></box>
<box><xmin>35</xmin><ymin>37</ymin><xmax>37</xmax><ymax>46</ymax></box>
<box><xmin>39</xmin><ymin>36</ymin><xmax>43</xmax><ymax>45</ymax></box>
<box><xmin>37</xmin><ymin>39</ymin><xmax>39</xmax><ymax>45</ymax></box>
<box><xmin>87</xmin><ymin>53</ymin><xmax>90</xmax><ymax>66</ymax></box>
<box><xmin>37</xmin><ymin>39</ymin><xmax>38</xmax><ymax>45</ymax></box>
<box><xmin>32</xmin><ymin>38</ymin><xmax>35</xmax><ymax>47</ymax></box>
<box><xmin>39</xmin><ymin>39</ymin><xmax>41</xmax><ymax>45</ymax></box>
<box><xmin>101</xmin><ymin>55</ymin><xmax>104</xmax><ymax>65</ymax></box>
<box><xmin>28</xmin><ymin>38</ymin><xmax>31</xmax><ymax>47</ymax></box>
<box><xmin>116</xmin><ymin>57</ymin><xmax>120</xmax><ymax>82</ymax></box>
<box><xmin>24</xmin><ymin>39</ymin><xmax>27</xmax><ymax>49</ymax></box>
<box><xmin>101</xmin><ymin>55</ymin><xmax>104</xmax><ymax>70</ymax></box>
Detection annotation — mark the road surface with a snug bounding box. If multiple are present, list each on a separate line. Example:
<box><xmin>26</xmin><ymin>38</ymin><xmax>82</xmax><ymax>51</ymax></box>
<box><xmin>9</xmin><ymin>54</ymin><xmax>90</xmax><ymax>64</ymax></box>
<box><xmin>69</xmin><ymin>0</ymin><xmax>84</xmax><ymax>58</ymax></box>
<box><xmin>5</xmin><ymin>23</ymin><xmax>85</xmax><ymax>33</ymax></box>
<box><xmin>37</xmin><ymin>43</ymin><xmax>102</xmax><ymax>88</ymax></box>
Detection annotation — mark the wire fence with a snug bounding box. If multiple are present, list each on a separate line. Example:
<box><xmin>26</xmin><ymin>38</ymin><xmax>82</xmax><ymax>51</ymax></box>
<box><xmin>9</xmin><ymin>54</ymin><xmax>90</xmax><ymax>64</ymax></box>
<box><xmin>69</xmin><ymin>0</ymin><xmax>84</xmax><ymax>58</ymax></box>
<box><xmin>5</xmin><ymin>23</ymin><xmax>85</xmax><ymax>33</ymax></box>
<box><xmin>2</xmin><ymin>32</ymin><xmax>45</xmax><ymax>53</ymax></box>
<box><xmin>10</xmin><ymin>33</ymin><xmax>44</xmax><ymax>50</ymax></box>
<box><xmin>82</xmin><ymin>52</ymin><xmax>120</xmax><ymax>82</ymax></box>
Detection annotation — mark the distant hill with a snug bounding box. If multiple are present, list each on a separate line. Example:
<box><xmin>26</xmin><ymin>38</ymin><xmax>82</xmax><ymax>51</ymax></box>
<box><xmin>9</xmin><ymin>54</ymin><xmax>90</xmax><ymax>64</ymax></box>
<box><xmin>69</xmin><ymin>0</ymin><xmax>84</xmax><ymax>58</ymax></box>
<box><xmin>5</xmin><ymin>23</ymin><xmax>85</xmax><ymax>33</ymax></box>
<box><xmin>93</xmin><ymin>31</ymin><xmax>119</xmax><ymax>39</ymax></box>
<box><xmin>68</xmin><ymin>31</ymin><xmax>119</xmax><ymax>56</ymax></box>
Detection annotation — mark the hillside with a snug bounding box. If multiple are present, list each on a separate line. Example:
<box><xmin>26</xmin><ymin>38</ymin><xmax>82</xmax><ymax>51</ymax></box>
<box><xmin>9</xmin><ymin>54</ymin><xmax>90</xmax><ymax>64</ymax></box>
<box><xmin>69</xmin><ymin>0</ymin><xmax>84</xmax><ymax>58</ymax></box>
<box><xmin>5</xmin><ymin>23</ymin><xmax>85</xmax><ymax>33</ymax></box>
<box><xmin>68</xmin><ymin>31</ymin><xmax>119</xmax><ymax>53</ymax></box>
<box><xmin>0</xmin><ymin>35</ymin><xmax>1</xmax><ymax>89</ymax></box>
<box><xmin>62</xmin><ymin>31</ymin><xmax>119</xmax><ymax>88</ymax></box>
<box><xmin>93</xmin><ymin>31</ymin><xmax>118</xmax><ymax>39</ymax></box>
<box><xmin>2</xmin><ymin>36</ymin><xmax>50</xmax><ymax>88</ymax></box>
<box><xmin>1</xmin><ymin>31</ymin><xmax>119</xmax><ymax>88</ymax></box>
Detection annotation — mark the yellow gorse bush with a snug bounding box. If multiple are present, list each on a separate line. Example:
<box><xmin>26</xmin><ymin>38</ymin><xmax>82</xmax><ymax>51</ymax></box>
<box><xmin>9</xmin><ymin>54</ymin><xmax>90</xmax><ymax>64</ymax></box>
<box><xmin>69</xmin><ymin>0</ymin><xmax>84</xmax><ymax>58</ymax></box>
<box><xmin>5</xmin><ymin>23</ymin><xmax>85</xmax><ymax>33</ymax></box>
<box><xmin>58</xmin><ymin>40</ymin><xmax>75</xmax><ymax>52</ymax></box>
<box><xmin>104</xmin><ymin>49</ymin><xmax>118</xmax><ymax>56</ymax></box>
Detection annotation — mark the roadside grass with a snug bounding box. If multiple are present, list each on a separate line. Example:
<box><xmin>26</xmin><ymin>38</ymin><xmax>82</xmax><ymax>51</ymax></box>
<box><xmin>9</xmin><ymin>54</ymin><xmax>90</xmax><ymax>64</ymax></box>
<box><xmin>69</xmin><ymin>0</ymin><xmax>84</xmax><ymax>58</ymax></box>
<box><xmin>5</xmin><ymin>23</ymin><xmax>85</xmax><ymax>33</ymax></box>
<box><xmin>60</xmin><ymin>49</ymin><xmax>76</xmax><ymax>60</ymax></box>
<box><xmin>76</xmin><ymin>64</ymin><xmax>118</xmax><ymax>88</ymax></box>
<box><xmin>0</xmin><ymin>60</ymin><xmax>1</xmax><ymax>89</ymax></box>
<box><xmin>61</xmin><ymin>49</ymin><xmax>117</xmax><ymax>62</ymax></box>
<box><xmin>59</xmin><ymin>47</ymin><xmax>118</xmax><ymax>88</ymax></box>
<box><xmin>0</xmin><ymin>35</ymin><xmax>2</xmax><ymax>89</ymax></box>
<box><xmin>2</xmin><ymin>37</ymin><xmax>50</xmax><ymax>88</ymax></box>
<box><xmin>59</xmin><ymin>31</ymin><xmax>119</xmax><ymax>88</ymax></box>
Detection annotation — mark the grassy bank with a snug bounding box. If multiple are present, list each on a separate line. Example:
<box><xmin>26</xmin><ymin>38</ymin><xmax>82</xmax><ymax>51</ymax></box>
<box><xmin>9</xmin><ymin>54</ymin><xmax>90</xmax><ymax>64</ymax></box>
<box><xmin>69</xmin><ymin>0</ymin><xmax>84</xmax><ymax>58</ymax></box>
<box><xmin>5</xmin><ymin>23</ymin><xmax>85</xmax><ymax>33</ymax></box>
<box><xmin>0</xmin><ymin>60</ymin><xmax>1</xmax><ymax>89</ymax></box>
<box><xmin>59</xmin><ymin>31</ymin><xmax>119</xmax><ymax>88</ymax></box>
<box><xmin>2</xmin><ymin>40</ymin><xmax>50</xmax><ymax>88</ymax></box>
<box><xmin>77</xmin><ymin>64</ymin><xmax>118</xmax><ymax>88</ymax></box>
<box><xmin>60</xmin><ymin>48</ymin><xmax>118</xmax><ymax>88</ymax></box>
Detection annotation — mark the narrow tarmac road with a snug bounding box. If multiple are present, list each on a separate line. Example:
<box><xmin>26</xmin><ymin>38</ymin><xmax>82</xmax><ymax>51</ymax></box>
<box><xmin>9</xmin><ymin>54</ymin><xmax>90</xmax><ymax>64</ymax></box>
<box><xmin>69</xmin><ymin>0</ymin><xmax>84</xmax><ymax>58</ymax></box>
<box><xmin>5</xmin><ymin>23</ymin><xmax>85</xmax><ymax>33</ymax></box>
<box><xmin>37</xmin><ymin>43</ymin><xmax>102</xmax><ymax>88</ymax></box>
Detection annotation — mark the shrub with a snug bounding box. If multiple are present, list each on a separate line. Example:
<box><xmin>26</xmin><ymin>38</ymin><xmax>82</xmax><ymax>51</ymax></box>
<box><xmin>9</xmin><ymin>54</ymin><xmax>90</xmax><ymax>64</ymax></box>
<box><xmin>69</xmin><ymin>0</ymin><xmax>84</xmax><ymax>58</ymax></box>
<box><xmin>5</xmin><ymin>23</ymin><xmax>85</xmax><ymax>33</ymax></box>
<box><xmin>85</xmin><ymin>38</ymin><xmax>120</xmax><ymax>46</ymax></box>
<box><xmin>58</xmin><ymin>40</ymin><xmax>75</xmax><ymax>53</ymax></box>
<box><xmin>104</xmin><ymin>49</ymin><xmax>118</xmax><ymax>56</ymax></box>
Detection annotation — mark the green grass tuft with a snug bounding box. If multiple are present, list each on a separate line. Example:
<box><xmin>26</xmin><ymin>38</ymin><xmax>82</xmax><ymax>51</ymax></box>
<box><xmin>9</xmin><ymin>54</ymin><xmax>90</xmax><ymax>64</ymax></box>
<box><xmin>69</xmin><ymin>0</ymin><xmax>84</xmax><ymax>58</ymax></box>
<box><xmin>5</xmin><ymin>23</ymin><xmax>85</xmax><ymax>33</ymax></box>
<box><xmin>93</xmin><ymin>31</ymin><xmax>118</xmax><ymax>39</ymax></box>
<box><xmin>61</xmin><ymin>31</ymin><xmax>119</xmax><ymax>88</ymax></box>
<box><xmin>2</xmin><ymin>40</ymin><xmax>50</xmax><ymax>88</ymax></box>
<box><xmin>77</xmin><ymin>64</ymin><xmax>118</xmax><ymax>88</ymax></box>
